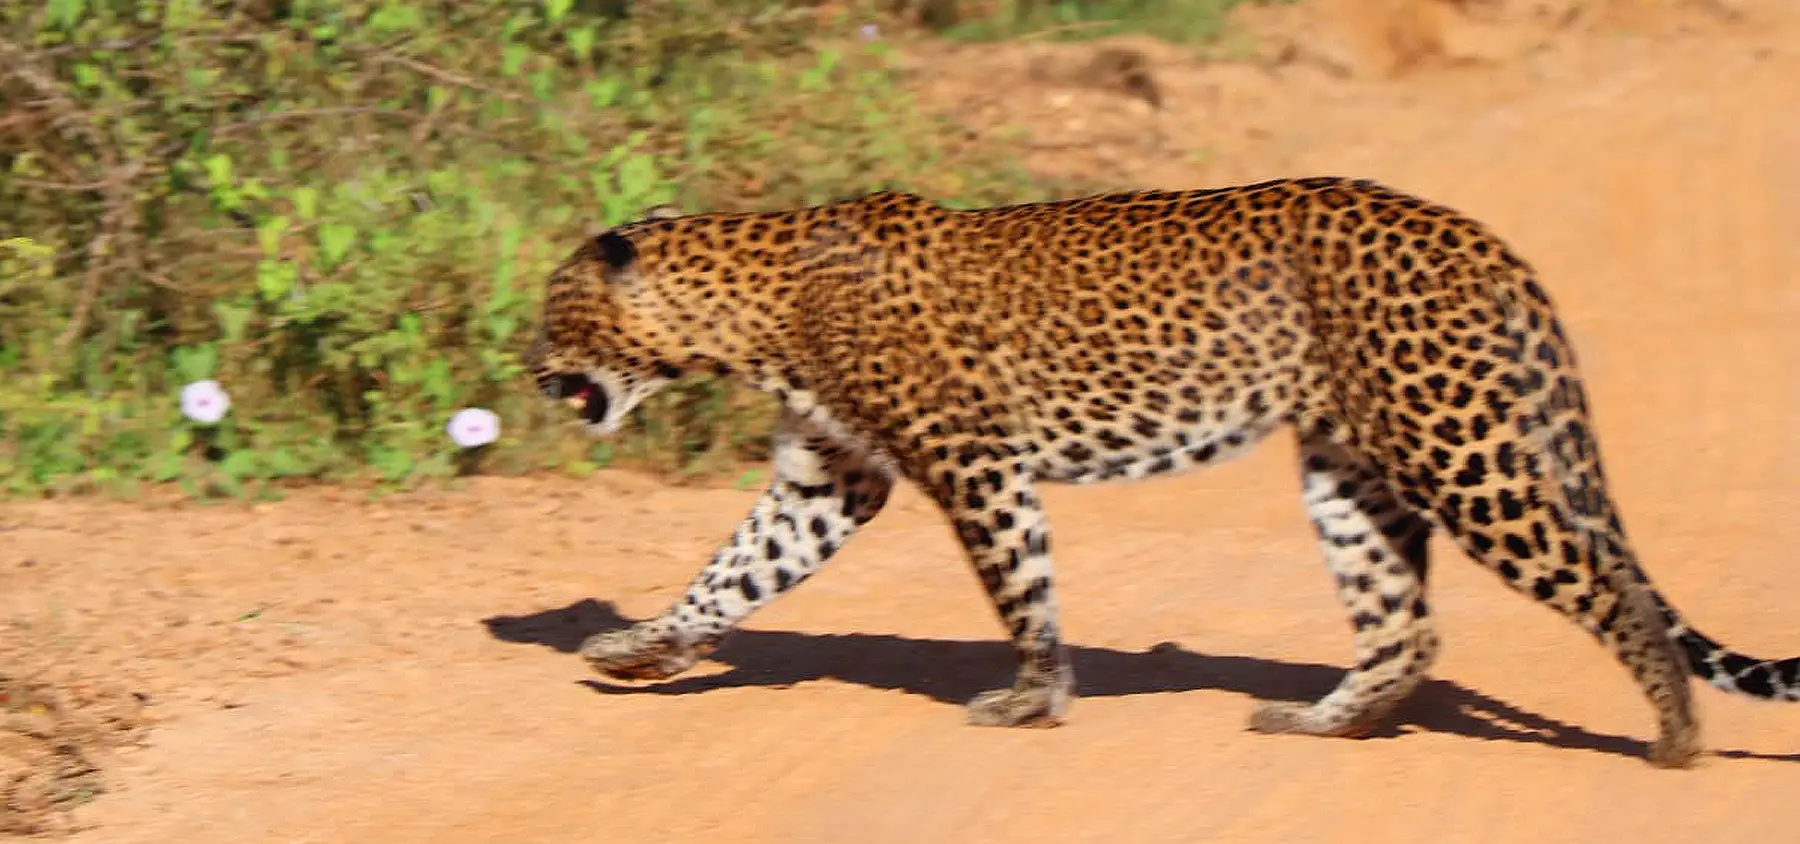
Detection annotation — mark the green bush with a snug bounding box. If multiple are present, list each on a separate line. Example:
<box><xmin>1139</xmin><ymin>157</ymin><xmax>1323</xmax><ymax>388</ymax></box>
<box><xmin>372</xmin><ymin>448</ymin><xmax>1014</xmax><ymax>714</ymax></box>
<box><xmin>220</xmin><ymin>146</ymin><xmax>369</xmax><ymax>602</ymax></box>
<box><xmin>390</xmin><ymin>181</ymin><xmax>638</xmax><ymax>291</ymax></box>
<box><xmin>0</xmin><ymin>0</ymin><xmax>1069</xmax><ymax>499</ymax></box>
<box><xmin>930</xmin><ymin>0</ymin><xmax>1254</xmax><ymax>43</ymax></box>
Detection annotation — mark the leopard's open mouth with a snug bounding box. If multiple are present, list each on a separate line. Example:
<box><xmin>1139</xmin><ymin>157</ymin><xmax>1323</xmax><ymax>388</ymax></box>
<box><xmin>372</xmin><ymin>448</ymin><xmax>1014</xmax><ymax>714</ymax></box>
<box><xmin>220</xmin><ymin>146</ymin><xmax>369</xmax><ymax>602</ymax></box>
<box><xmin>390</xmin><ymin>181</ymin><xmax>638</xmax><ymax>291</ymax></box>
<box><xmin>550</xmin><ymin>373</ymin><xmax>609</xmax><ymax>425</ymax></box>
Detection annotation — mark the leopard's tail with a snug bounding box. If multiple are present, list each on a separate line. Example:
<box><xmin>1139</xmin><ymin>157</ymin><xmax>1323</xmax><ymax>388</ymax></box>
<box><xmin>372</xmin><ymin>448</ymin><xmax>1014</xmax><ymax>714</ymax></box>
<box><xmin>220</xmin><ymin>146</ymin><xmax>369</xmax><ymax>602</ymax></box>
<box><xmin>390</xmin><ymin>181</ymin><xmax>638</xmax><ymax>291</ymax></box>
<box><xmin>1664</xmin><ymin>611</ymin><xmax>1800</xmax><ymax>701</ymax></box>
<box><xmin>1487</xmin><ymin>259</ymin><xmax>1800</xmax><ymax>703</ymax></box>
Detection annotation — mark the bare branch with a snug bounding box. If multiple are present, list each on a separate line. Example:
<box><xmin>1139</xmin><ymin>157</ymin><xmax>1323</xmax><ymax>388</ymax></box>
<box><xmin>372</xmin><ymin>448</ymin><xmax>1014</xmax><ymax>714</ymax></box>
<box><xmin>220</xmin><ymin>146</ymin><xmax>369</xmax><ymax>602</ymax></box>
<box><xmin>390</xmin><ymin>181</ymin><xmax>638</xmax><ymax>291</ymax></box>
<box><xmin>378</xmin><ymin>52</ymin><xmax>528</xmax><ymax>103</ymax></box>
<box><xmin>10</xmin><ymin>176</ymin><xmax>117</xmax><ymax>192</ymax></box>
<box><xmin>210</xmin><ymin>106</ymin><xmax>425</xmax><ymax>139</ymax></box>
<box><xmin>0</xmin><ymin>36</ymin><xmax>147</xmax><ymax>355</ymax></box>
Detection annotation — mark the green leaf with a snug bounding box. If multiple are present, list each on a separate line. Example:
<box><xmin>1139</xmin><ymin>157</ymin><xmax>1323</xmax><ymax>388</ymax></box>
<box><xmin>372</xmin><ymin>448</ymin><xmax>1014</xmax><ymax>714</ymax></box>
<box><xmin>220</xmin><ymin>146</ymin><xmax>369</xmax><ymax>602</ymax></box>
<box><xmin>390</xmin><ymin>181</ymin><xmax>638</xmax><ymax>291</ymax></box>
<box><xmin>733</xmin><ymin>468</ymin><xmax>767</xmax><ymax>491</ymax></box>
<box><xmin>369</xmin><ymin>2</ymin><xmax>423</xmax><ymax>33</ymax></box>
<box><xmin>171</xmin><ymin>344</ymin><xmax>219</xmax><ymax>382</ymax></box>
<box><xmin>423</xmin><ymin>359</ymin><xmax>453</xmax><ymax>404</ymax></box>
<box><xmin>150</xmin><ymin>452</ymin><xmax>185</xmax><ymax>482</ymax></box>
<box><xmin>317</xmin><ymin>223</ymin><xmax>355</xmax><ymax>269</ymax></box>
<box><xmin>256</xmin><ymin>214</ymin><xmax>289</xmax><ymax>256</ymax></box>
<box><xmin>203</xmin><ymin>153</ymin><xmax>234</xmax><ymax>188</ymax></box>
<box><xmin>497</xmin><ymin>220</ymin><xmax>523</xmax><ymax>266</ymax></box>
<box><xmin>800</xmin><ymin>49</ymin><xmax>841</xmax><ymax>92</ymax></box>
<box><xmin>372</xmin><ymin>447</ymin><xmax>414</xmax><ymax>481</ymax></box>
<box><xmin>486</xmin><ymin>313</ymin><xmax>518</xmax><ymax>345</ymax></box>
<box><xmin>425</xmin><ymin>169</ymin><xmax>459</xmax><ymax>198</ymax></box>
<box><xmin>544</xmin><ymin>0</ymin><xmax>573</xmax><ymax>24</ymax></box>
<box><xmin>569</xmin><ymin>26</ymin><xmax>597</xmax><ymax>59</ymax></box>
<box><xmin>220</xmin><ymin>451</ymin><xmax>259</xmax><ymax>479</ymax></box>
<box><xmin>617</xmin><ymin>152</ymin><xmax>662</xmax><ymax>198</ymax></box>
<box><xmin>589</xmin><ymin>441</ymin><xmax>615</xmax><ymax>467</ymax></box>
<box><xmin>266</xmin><ymin>449</ymin><xmax>302</xmax><ymax>477</ymax></box>
<box><xmin>502</xmin><ymin>44</ymin><xmax>529</xmax><ymax>77</ymax></box>
<box><xmin>213</xmin><ymin>473</ymin><xmax>247</xmax><ymax>500</ymax></box>
<box><xmin>213</xmin><ymin>301</ymin><xmax>253</xmax><ymax>342</ymax></box>
<box><xmin>256</xmin><ymin>259</ymin><xmax>297</xmax><ymax>301</ymax></box>
<box><xmin>292</xmin><ymin>185</ymin><xmax>319</xmax><ymax>221</ymax></box>
<box><xmin>564</xmin><ymin>459</ymin><xmax>597</xmax><ymax>478</ymax></box>
<box><xmin>49</xmin><ymin>0</ymin><xmax>86</xmax><ymax>30</ymax></box>
<box><xmin>585</xmin><ymin>77</ymin><xmax>620</xmax><ymax>109</ymax></box>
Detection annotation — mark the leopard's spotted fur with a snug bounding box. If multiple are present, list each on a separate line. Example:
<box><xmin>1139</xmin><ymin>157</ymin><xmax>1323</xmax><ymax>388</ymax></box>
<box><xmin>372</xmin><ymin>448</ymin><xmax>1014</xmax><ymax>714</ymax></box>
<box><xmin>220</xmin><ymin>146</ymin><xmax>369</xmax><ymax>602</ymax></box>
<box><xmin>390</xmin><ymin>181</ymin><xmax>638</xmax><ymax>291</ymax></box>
<box><xmin>525</xmin><ymin>177</ymin><xmax>1800</xmax><ymax>767</ymax></box>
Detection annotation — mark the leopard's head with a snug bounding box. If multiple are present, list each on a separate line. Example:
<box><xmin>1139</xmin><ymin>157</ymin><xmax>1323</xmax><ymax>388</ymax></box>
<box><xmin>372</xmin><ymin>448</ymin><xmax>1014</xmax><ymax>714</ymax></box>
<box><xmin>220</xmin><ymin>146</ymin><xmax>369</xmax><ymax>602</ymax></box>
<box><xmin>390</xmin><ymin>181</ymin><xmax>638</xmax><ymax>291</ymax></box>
<box><xmin>525</xmin><ymin>211</ymin><xmax>691</xmax><ymax>437</ymax></box>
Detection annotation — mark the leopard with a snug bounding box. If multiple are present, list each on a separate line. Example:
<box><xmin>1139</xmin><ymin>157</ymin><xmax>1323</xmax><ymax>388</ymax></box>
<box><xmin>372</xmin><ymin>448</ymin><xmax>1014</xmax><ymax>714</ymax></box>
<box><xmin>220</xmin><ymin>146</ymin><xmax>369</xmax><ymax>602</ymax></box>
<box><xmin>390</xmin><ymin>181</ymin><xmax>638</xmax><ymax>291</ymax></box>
<box><xmin>523</xmin><ymin>177</ymin><xmax>1800</xmax><ymax>768</ymax></box>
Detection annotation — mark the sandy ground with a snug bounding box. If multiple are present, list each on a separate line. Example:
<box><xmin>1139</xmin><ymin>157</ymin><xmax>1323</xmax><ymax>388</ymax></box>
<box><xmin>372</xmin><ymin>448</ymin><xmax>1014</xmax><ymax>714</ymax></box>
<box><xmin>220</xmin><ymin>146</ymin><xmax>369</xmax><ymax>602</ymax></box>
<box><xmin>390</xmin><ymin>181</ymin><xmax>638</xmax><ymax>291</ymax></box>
<box><xmin>7</xmin><ymin>0</ymin><xmax>1800</xmax><ymax>840</ymax></box>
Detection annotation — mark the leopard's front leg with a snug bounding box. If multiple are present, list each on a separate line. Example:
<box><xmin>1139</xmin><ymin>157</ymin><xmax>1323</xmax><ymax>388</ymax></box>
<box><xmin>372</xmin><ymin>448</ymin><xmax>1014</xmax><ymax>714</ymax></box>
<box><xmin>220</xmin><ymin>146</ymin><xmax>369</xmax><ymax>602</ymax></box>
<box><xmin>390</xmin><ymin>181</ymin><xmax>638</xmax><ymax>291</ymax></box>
<box><xmin>920</xmin><ymin>447</ymin><xmax>1073</xmax><ymax>728</ymax></box>
<box><xmin>582</xmin><ymin>411</ymin><xmax>893</xmax><ymax>681</ymax></box>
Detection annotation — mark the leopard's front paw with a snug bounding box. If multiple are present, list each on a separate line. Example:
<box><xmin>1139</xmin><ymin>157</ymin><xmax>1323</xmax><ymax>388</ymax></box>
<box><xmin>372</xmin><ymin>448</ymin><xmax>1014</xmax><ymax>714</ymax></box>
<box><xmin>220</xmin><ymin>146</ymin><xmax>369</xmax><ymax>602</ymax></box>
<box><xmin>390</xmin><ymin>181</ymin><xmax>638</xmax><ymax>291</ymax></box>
<box><xmin>1247</xmin><ymin>700</ymin><xmax>1377</xmax><ymax>738</ymax></box>
<box><xmin>579</xmin><ymin>625</ymin><xmax>708</xmax><ymax>682</ymax></box>
<box><xmin>1647</xmin><ymin>724</ymin><xmax>1703</xmax><ymax>769</ymax></box>
<box><xmin>965</xmin><ymin>667</ymin><xmax>1074</xmax><ymax>728</ymax></box>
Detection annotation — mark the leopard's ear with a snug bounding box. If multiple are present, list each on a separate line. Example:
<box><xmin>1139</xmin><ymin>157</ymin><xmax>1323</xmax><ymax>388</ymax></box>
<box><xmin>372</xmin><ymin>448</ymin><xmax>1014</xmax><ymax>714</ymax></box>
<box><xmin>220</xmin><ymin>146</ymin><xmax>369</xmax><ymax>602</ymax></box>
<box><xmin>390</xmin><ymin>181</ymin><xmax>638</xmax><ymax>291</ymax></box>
<box><xmin>586</xmin><ymin>229</ymin><xmax>648</xmax><ymax>296</ymax></box>
<box><xmin>641</xmin><ymin>204</ymin><xmax>684</xmax><ymax>221</ymax></box>
<box><xmin>593</xmin><ymin>230</ymin><xmax>636</xmax><ymax>270</ymax></box>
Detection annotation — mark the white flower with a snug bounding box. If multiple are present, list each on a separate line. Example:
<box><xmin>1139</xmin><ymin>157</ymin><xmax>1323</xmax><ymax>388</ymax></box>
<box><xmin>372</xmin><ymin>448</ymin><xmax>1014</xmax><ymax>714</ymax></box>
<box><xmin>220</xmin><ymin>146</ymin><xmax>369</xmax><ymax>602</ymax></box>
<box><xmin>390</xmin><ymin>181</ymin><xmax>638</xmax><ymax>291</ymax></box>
<box><xmin>180</xmin><ymin>380</ymin><xmax>231</xmax><ymax>425</ymax></box>
<box><xmin>859</xmin><ymin>23</ymin><xmax>880</xmax><ymax>41</ymax></box>
<box><xmin>447</xmin><ymin>407</ymin><xmax>501</xmax><ymax>448</ymax></box>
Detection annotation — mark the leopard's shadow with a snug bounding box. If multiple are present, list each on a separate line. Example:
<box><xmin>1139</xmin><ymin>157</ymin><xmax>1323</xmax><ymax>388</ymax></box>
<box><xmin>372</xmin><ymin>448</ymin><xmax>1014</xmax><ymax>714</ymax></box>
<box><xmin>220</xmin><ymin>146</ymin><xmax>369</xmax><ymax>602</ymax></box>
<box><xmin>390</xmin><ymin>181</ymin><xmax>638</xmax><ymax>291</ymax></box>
<box><xmin>481</xmin><ymin>598</ymin><xmax>1798</xmax><ymax>764</ymax></box>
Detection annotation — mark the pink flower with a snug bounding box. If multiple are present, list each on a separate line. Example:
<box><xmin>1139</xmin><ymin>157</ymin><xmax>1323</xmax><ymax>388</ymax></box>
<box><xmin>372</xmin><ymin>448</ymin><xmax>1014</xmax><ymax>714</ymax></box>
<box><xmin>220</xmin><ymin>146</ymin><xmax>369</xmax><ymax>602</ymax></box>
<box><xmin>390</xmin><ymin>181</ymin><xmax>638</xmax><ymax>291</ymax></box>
<box><xmin>447</xmin><ymin>408</ymin><xmax>501</xmax><ymax>448</ymax></box>
<box><xmin>180</xmin><ymin>380</ymin><xmax>231</xmax><ymax>425</ymax></box>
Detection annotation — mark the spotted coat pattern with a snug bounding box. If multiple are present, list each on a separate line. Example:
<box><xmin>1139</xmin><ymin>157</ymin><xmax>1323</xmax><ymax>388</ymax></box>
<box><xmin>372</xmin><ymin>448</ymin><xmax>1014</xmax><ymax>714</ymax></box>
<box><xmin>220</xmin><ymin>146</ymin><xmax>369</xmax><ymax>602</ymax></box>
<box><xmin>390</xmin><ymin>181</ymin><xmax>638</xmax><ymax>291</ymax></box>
<box><xmin>526</xmin><ymin>177</ymin><xmax>1800</xmax><ymax>767</ymax></box>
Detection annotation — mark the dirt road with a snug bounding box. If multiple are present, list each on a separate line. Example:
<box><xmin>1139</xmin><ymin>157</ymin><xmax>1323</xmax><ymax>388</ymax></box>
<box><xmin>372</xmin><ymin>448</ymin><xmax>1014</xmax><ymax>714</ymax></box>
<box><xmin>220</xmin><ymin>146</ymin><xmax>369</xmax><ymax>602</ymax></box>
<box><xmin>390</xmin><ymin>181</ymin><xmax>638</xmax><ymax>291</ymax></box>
<box><xmin>7</xmin><ymin>1</ymin><xmax>1800</xmax><ymax>840</ymax></box>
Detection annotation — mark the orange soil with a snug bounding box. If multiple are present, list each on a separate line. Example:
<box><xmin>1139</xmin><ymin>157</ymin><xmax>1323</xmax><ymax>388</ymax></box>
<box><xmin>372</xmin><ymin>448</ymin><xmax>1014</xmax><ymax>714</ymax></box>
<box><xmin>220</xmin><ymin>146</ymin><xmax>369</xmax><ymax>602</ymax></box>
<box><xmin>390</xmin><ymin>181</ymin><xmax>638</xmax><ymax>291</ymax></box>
<box><xmin>6</xmin><ymin>1</ymin><xmax>1800</xmax><ymax>840</ymax></box>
